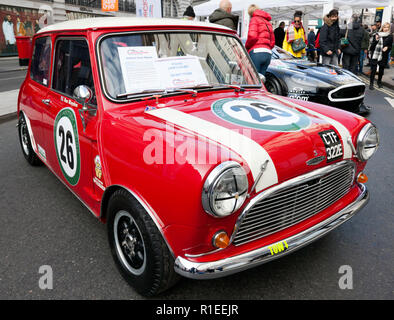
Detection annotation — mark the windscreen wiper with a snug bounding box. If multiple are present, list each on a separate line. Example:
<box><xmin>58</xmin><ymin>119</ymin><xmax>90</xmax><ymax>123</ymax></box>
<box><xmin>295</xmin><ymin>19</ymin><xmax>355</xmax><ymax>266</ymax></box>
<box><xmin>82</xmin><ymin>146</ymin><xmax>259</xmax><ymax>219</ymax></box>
<box><xmin>117</xmin><ymin>88</ymin><xmax>200</xmax><ymax>99</ymax></box>
<box><xmin>188</xmin><ymin>83</ymin><xmax>246</xmax><ymax>92</ymax></box>
<box><xmin>117</xmin><ymin>89</ymin><xmax>167</xmax><ymax>99</ymax></box>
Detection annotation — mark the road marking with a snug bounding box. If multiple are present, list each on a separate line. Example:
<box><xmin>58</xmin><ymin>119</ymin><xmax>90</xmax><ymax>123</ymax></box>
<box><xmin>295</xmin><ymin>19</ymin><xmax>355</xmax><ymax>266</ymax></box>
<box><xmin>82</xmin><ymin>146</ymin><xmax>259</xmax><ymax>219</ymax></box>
<box><xmin>0</xmin><ymin>75</ymin><xmax>26</xmax><ymax>81</ymax></box>
<box><xmin>385</xmin><ymin>97</ymin><xmax>394</xmax><ymax>109</ymax></box>
<box><xmin>359</xmin><ymin>76</ymin><xmax>394</xmax><ymax>98</ymax></box>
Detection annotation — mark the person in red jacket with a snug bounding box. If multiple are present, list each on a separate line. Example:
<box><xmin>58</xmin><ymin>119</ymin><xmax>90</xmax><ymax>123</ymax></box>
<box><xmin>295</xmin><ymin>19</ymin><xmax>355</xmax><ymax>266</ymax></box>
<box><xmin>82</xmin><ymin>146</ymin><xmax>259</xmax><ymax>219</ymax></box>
<box><xmin>245</xmin><ymin>5</ymin><xmax>275</xmax><ymax>76</ymax></box>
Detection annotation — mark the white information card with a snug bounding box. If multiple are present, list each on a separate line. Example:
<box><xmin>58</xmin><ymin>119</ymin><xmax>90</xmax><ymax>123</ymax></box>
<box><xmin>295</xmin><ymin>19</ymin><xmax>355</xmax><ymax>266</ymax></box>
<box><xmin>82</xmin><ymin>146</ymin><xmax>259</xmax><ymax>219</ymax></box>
<box><xmin>155</xmin><ymin>56</ymin><xmax>209</xmax><ymax>89</ymax></box>
<box><xmin>118</xmin><ymin>47</ymin><xmax>209</xmax><ymax>93</ymax></box>
<box><xmin>117</xmin><ymin>46</ymin><xmax>161</xmax><ymax>93</ymax></box>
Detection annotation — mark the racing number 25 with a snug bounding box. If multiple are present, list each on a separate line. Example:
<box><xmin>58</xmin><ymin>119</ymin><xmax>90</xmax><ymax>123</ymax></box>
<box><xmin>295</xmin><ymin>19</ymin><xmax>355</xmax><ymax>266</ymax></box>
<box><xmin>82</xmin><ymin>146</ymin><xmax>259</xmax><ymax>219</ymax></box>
<box><xmin>230</xmin><ymin>102</ymin><xmax>292</xmax><ymax>123</ymax></box>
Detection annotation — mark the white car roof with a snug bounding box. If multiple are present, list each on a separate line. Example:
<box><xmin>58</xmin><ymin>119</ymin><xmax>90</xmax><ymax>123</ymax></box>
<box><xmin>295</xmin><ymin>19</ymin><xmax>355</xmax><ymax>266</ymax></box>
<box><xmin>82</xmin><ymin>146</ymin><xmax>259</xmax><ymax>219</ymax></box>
<box><xmin>37</xmin><ymin>17</ymin><xmax>231</xmax><ymax>34</ymax></box>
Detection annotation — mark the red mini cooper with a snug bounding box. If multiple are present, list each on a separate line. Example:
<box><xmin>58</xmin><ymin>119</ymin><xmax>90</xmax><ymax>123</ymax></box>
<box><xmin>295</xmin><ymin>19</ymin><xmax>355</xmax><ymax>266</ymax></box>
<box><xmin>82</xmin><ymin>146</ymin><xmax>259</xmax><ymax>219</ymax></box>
<box><xmin>17</xmin><ymin>17</ymin><xmax>378</xmax><ymax>296</ymax></box>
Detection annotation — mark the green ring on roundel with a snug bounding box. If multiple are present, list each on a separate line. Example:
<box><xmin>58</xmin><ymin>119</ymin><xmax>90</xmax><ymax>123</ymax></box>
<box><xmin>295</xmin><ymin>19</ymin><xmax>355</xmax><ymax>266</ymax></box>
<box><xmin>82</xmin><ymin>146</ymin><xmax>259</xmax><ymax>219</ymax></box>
<box><xmin>54</xmin><ymin>108</ymin><xmax>81</xmax><ymax>186</ymax></box>
<box><xmin>211</xmin><ymin>98</ymin><xmax>311</xmax><ymax>132</ymax></box>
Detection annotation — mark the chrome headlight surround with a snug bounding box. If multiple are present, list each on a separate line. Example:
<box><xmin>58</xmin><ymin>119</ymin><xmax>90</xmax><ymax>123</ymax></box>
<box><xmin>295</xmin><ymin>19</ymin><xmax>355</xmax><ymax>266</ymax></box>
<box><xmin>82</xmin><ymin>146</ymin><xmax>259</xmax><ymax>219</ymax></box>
<box><xmin>356</xmin><ymin>123</ymin><xmax>379</xmax><ymax>162</ymax></box>
<box><xmin>202</xmin><ymin>161</ymin><xmax>249</xmax><ymax>218</ymax></box>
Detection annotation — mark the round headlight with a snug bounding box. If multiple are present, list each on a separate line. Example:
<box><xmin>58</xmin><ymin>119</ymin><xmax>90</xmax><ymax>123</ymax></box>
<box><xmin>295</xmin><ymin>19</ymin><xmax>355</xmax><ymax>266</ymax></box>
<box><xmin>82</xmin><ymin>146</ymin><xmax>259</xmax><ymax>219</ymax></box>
<box><xmin>357</xmin><ymin>123</ymin><xmax>379</xmax><ymax>161</ymax></box>
<box><xmin>202</xmin><ymin>161</ymin><xmax>248</xmax><ymax>218</ymax></box>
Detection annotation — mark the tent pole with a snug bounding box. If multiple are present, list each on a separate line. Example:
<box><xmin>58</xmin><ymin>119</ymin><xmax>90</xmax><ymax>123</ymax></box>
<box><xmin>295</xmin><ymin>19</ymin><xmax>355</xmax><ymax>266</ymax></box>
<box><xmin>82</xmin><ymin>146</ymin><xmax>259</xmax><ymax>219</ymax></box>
<box><xmin>323</xmin><ymin>0</ymin><xmax>334</xmax><ymax>16</ymax></box>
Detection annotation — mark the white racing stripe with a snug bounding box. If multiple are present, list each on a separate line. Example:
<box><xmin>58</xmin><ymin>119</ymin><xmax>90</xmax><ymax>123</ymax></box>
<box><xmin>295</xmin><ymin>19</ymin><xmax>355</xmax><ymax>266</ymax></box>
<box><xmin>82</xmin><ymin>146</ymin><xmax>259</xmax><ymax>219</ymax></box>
<box><xmin>147</xmin><ymin>107</ymin><xmax>278</xmax><ymax>192</ymax></box>
<box><xmin>271</xmin><ymin>95</ymin><xmax>354</xmax><ymax>159</ymax></box>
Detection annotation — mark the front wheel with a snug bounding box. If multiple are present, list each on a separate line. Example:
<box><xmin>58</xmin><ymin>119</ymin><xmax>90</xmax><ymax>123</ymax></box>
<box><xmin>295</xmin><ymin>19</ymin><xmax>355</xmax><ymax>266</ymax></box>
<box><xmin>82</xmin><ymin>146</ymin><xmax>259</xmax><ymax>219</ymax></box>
<box><xmin>265</xmin><ymin>76</ymin><xmax>283</xmax><ymax>96</ymax></box>
<box><xmin>107</xmin><ymin>189</ymin><xmax>180</xmax><ymax>296</ymax></box>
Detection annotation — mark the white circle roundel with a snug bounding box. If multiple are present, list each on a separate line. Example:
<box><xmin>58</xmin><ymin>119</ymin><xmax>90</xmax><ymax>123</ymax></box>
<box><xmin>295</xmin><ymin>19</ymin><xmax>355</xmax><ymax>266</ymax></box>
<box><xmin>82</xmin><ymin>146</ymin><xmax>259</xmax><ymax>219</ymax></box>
<box><xmin>54</xmin><ymin>108</ymin><xmax>80</xmax><ymax>186</ymax></box>
<box><xmin>211</xmin><ymin>98</ymin><xmax>311</xmax><ymax>132</ymax></box>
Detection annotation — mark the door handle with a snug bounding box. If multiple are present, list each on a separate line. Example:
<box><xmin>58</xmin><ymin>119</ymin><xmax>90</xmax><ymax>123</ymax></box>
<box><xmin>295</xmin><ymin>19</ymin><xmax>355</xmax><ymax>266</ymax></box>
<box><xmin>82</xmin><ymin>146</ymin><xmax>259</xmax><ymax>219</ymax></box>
<box><xmin>42</xmin><ymin>99</ymin><xmax>51</xmax><ymax>106</ymax></box>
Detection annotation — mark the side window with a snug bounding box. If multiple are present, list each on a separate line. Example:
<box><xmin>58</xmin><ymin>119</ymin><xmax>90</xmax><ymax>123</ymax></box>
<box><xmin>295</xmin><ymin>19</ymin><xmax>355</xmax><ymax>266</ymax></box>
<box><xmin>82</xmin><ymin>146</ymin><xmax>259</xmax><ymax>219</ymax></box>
<box><xmin>52</xmin><ymin>39</ymin><xmax>96</xmax><ymax>105</ymax></box>
<box><xmin>30</xmin><ymin>37</ymin><xmax>51</xmax><ymax>86</ymax></box>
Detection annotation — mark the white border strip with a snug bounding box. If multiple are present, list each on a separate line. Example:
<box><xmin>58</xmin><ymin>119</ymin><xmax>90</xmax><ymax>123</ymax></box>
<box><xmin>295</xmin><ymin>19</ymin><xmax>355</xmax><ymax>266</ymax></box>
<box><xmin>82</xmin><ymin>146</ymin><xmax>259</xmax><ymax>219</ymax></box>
<box><xmin>147</xmin><ymin>107</ymin><xmax>278</xmax><ymax>193</ymax></box>
<box><xmin>271</xmin><ymin>95</ymin><xmax>353</xmax><ymax>159</ymax></box>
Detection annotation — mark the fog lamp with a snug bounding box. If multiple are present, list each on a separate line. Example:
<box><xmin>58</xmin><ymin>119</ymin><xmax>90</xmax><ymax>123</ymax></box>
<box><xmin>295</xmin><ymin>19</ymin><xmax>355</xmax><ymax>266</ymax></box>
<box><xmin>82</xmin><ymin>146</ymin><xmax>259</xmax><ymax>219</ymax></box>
<box><xmin>357</xmin><ymin>172</ymin><xmax>368</xmax><ymax>183</ymax></box>
<box><xmin>212</xmin><ymin>231</ymin><xmax>230</xmax><ymax>249</ymax></box>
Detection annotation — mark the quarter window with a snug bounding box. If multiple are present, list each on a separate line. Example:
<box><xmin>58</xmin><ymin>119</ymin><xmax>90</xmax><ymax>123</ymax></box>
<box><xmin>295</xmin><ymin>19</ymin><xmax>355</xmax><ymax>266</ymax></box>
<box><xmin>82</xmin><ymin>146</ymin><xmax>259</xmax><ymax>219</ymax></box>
<box><xmin>30</xmin><ymin>37</ymin><xmax>51</xmax><ymax>86</ymax></box>
<box><xmin>52</xmin><ymin>39</ymin><xmax>96</xmax><ymax>105</ymax></box>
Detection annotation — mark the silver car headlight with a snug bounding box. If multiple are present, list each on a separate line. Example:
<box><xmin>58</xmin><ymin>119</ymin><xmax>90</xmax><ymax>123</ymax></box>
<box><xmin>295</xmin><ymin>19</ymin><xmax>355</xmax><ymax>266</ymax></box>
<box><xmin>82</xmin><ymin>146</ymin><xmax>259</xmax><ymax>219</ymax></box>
<box><xmin>202</xmin><ymin>161</ymin><xmax>248</xmax><ymax>218</ymax></box>
<box><xmin>357</xmin><ymin>123</ymin><xmax>379</xmax><ymax>161</ymax></box>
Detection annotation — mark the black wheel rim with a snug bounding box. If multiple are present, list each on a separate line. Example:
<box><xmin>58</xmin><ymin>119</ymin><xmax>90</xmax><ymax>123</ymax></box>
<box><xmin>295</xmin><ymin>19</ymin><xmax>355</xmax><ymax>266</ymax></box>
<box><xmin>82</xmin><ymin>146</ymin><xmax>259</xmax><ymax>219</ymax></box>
<box><xmin>265</xmin><ymin>81</ymin><xmax>278</xmax><ymax>94</ymax></box>
<box><xmin>19</xmin><ymin>118</ymin><xmax>30</xmax><ymax>156</ymax></box>
<box><xmin>114</xmin><ymin>210</ymin><xmax>146</xmax><ymax>275</ymax></box>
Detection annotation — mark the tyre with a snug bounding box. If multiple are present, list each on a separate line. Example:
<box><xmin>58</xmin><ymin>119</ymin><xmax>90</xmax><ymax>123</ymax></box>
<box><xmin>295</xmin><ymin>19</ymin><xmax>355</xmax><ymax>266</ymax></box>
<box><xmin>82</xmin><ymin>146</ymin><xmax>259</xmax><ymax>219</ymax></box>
<box><xmin>18</xmin><ymin>113</ymin><xmax>42</xmax><ymax>166</ymax></box>
<box><xmin>265</xmin><ymin>76</ymin><xmax>283</xmax><ymax>96</ymax></box>
<box><xmin>107</xmin><ymin>189</ymin><xmax>180</xmax><ymax>296</ymax></box>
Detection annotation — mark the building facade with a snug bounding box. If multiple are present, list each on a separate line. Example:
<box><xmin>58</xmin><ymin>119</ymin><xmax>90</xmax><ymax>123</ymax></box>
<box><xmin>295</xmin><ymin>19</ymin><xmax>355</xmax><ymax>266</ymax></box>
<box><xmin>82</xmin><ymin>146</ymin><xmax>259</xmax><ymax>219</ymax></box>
<box><xmin>0</xmin><ymin>0</ymin><xmax>205</xmax><ymax>57</ymax></box>
<box><xmin>0</xmin><ymin>0</ymin><xmax>138</xmax><ymax>56</ymax></box>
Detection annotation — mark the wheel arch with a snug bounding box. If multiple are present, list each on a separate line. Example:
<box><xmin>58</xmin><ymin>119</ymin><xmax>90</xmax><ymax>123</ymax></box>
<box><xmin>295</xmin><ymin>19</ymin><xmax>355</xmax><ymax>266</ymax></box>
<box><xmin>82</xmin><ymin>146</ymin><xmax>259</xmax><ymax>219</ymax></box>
<box><xmin>265</xmin><ymin>72</ymin><xmax>289</xmax><ymax>96</ymax></box>
<box><xmin>100</xmin><ymin>184</ymin><xmax>175</xmax><ymax>258</ymax></box>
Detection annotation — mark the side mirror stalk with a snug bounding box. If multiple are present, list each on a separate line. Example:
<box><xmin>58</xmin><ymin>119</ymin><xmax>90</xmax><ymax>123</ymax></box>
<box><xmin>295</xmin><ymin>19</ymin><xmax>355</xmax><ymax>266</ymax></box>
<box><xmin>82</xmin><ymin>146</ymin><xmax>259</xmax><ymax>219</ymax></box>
<box><xmin>73</xmin><ymin>85</ymin><xmax>95</xmax><ymax>132</ymax></box>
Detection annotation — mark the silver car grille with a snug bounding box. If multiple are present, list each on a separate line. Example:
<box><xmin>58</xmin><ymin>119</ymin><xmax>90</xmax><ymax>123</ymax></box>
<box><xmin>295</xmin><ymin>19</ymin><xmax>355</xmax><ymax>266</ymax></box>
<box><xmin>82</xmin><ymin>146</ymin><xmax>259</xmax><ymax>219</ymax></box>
<box><xmin>232</xmin><ymin>161</ymin><xmax>355</xmax><ymax>246</ymax></box>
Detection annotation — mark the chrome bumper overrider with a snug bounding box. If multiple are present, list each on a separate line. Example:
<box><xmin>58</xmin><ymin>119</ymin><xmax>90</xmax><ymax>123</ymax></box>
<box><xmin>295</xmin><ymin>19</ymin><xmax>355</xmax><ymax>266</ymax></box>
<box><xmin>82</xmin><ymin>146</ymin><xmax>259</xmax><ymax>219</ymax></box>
<box><xmin>174</xmin><ymin>184</ymin><xmax>369</xmax><ymax>280</ymax></box>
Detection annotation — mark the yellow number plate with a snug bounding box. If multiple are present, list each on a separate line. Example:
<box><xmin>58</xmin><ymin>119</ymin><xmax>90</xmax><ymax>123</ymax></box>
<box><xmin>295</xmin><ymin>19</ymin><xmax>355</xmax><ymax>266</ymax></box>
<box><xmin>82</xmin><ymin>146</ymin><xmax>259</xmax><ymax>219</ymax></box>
<box><xmin>268</xmin><ymin>240</ymin><xmax>289</xmax><ymax>256</ymax></box>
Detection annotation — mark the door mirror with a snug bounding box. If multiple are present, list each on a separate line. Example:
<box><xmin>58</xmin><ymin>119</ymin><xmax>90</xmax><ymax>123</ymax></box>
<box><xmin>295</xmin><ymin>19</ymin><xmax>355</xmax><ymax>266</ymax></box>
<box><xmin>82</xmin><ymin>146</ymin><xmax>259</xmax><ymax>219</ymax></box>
<box><xmin>73</xmin><ymin>85</ymin><xmax>92</xmax><ymax>107</ymax></box>
<box><xmin>73</xmin><ymin>85</ymin><xmax>95</xmax><ymax>132</ymax></box>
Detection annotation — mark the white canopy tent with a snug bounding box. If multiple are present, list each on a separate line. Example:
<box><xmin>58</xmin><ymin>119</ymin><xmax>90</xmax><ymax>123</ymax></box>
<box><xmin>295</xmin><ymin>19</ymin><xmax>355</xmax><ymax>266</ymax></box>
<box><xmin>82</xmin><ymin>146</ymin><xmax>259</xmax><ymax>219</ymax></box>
<box><xmin>194</xmin><ymin>0</ymin><xmax>391</xmax><ymax>39</ymax></box>
<box><xmin>194</xmin><ymin>0</ymin><xmax>391</xmax><ymax>17</ymax></box>
<box><xmin>194</xmin><ymin>0</ymin><xmax>330</xmax><ymax>18</ymax></box>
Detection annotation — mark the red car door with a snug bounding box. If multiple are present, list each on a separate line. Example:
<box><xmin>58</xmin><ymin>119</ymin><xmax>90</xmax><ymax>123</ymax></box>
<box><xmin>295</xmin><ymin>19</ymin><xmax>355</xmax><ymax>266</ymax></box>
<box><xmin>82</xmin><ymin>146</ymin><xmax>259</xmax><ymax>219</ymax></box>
<box><xmin>21</xmin><ymin>36</ymin><xmax>52</xmax><ymax>161</ymax></box>
<box><xmin>44</xmin><ymin>36</ymin><xmax>100</xmax><ymax>213</ymax></box>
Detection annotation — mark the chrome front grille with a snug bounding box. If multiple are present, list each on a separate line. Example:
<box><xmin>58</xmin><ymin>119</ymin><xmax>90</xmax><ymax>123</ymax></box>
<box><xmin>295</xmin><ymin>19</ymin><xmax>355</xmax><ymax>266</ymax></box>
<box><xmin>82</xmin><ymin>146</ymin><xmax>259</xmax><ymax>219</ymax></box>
<box><xmin>232</xmin><ymin>161</ymin><xmax>355</xmax><ymax>246</ymax></box>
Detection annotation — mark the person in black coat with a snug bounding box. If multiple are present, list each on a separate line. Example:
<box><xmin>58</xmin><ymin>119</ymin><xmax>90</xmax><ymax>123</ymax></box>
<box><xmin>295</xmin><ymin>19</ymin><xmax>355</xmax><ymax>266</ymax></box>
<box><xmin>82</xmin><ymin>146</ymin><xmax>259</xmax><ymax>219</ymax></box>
<box><xmin>274</xmin><ymin>22</ymin><xmax>285</xmax><ymax>48</ymax></box>
<box><xmin>341</xmin><ymin>15</ymin><xmax>365</xmax><ymax>74</ymax></box>
<box><xmin>307</xmin><ymin>28</ymin><xmax>316</xmax><ymax>61</ymax></box>
<box><xmin>369</xmin><ymin>22</ymin><xmax>393</xmax><ymax>89</ymax></box>
<box><xmin>319</xmin><ymin>9</ymin><xmax>341</xmax><ymax>66</ymax></box>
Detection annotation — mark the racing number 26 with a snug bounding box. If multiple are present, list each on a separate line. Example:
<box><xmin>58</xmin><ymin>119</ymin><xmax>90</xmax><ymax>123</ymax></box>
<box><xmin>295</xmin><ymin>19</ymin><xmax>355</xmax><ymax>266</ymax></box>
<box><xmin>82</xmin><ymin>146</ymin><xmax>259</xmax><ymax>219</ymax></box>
<box><xmin>58</xmin><ymin>125</ymin><xmax>74</xmax><ymax>170</ymax></box>
<box><xmin>54</xmin><ymin>108</ymin><xmax>80</xmax><ymax>186</ymax></box>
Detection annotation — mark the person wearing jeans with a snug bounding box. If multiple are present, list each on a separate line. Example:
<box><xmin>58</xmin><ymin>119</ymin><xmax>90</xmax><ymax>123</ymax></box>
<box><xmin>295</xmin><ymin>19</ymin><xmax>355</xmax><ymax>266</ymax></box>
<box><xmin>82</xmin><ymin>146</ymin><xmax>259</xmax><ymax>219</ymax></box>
<box><xmin>249</xmin><ymin>50</ymin><xmax>272</xmax><ymax>75</ymax></box>
<box><xmin>319</xmin><ymin>9</ymin><xmax>341</xmax><ymax>66</ymax></box>
<box><xmin>358</xmin><ymin>25</ymin><xmax>370</xmax><ymax>74</ymax></box>
<box><xmin>245</xmin><ymin>5</ymin><xmax>275</xmax><ymax>76</ymax></box>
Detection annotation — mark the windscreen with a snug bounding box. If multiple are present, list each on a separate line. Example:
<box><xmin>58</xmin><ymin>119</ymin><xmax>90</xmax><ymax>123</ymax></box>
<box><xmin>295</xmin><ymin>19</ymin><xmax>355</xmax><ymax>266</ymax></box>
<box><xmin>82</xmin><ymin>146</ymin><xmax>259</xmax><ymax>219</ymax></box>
<box><xmin>99</xmin><ymin>32</ymin><xmax>261</xmax><ymax>99</ymax></box>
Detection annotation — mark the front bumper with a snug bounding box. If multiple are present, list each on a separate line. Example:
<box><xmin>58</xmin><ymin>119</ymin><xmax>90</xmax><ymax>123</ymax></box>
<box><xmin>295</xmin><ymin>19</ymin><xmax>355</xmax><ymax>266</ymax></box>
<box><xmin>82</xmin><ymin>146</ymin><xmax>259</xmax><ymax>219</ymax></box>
<box><xmin>174</xmin><ymin>184</ymin><xmax>369</xmax><ymax>280</ymax></box>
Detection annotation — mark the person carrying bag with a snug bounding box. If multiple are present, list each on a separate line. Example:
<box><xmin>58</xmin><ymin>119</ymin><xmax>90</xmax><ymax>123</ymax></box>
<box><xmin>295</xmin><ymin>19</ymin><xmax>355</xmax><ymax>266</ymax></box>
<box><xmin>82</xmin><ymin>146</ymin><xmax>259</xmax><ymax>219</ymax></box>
<box><xmin>341</xmin><ymin>28</ymin><xmax>349</xmax><ymax>48</ymax></box>
<box><xmin>283</xmin><ymin>11</ymin><xmax>307</xmax><ymax>58</ymax></box>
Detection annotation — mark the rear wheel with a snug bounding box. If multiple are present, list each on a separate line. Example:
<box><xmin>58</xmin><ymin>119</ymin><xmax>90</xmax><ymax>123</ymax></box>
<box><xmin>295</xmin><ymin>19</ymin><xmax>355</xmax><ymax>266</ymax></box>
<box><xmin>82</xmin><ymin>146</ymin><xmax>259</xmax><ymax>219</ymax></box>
<box><xmin>107</xmin><ymin>189</ymin><xmax>180</xmax><ymax>296</ymax></box>
<box><xmin>18</xmin><ymin>113</ymin><xmax>42</xmax><ymax>166</ymax></box>
<box><xmin>265</xmin><ymin>76</ymin><xmax>283</xmax><ymax>96</ymax></box>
